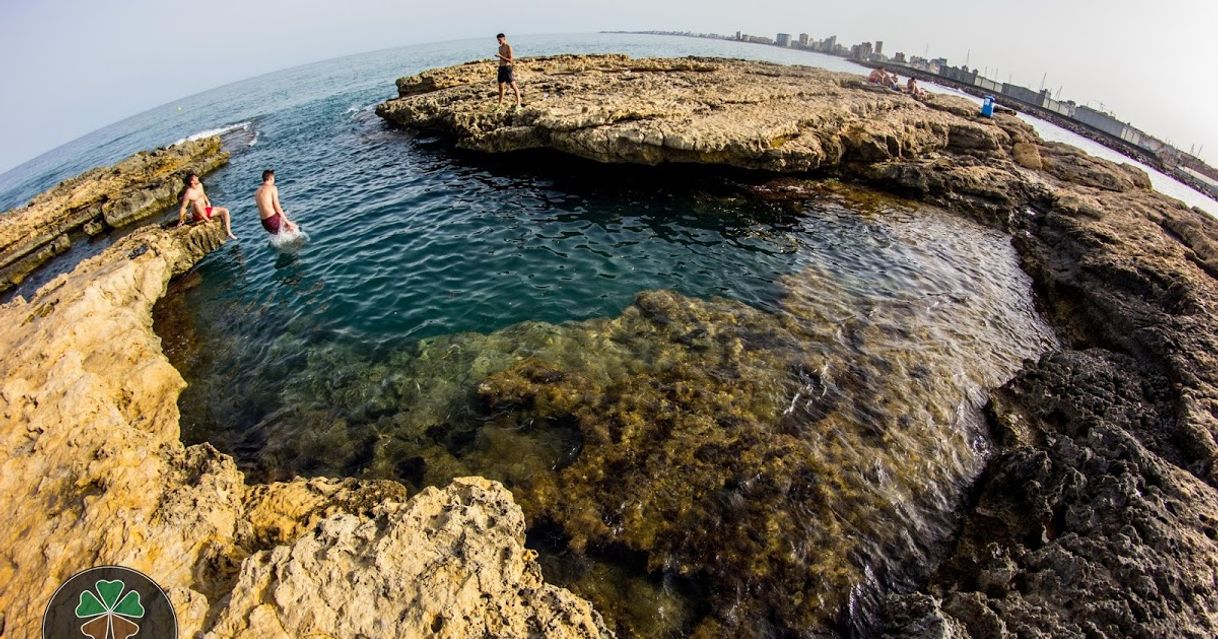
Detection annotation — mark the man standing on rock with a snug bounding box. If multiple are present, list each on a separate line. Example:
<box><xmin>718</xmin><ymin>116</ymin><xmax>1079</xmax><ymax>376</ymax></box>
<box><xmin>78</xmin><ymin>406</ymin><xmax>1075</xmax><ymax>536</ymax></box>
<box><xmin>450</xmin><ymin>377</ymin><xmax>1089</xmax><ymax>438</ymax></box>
<box><xmin>178</xmin><ymin>173</ymin><xmax>237</xmax><ymax>239</ymax></box>
<box><xmin>254</xmin><ymin>169</ymin><xmax>300</xmax><ymax>236</ymax></box>
<box><xmin>496</xmin><ymin>33</ymin><xmax>523</xmax><ymax>108</ymax></box>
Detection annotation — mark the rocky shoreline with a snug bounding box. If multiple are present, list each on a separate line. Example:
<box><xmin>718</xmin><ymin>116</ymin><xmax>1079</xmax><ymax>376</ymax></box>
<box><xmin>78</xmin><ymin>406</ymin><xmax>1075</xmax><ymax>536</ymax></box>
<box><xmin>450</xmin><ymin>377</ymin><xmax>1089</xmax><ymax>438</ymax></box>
<box><xmin>0</xmin><ymin>218</ymin><xmax>609</xmax><ymax>634</ymax></box>
<box><xmin>0</xmin><ymin>137</ymin><xmax>229</xmax><ymax>295</ymax></box>
<box><xmin>0</xmin><ymin>53</ymin><xmax>1215</xmax><ymax>639</ymax></box>
<box><xmin>380</xmin><ymin>55</ymin><xmax>1218</xmax><ymax>638</ymax></box>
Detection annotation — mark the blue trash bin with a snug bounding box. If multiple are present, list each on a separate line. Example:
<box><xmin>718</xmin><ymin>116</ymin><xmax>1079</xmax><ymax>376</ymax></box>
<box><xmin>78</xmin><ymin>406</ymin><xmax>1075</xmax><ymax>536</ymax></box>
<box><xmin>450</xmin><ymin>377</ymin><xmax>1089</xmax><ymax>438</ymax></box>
<box><xmin>981</xmin><ymin>96</ymin><xmax>995</xmax><ymax>117</ymax></box>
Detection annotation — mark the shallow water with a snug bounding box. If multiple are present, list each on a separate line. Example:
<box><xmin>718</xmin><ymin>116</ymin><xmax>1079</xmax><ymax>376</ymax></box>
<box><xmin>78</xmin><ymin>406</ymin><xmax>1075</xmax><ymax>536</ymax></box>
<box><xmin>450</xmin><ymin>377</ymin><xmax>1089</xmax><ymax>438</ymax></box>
<box><xmin>155</xmin><ymin>177</ymin><xmax>1055</xmax><ymax>636</ymax></box>
<box><xmin>3</xmin><ymin>32</ymin><xmax>1061</xmax><ymax>637</ymax></box>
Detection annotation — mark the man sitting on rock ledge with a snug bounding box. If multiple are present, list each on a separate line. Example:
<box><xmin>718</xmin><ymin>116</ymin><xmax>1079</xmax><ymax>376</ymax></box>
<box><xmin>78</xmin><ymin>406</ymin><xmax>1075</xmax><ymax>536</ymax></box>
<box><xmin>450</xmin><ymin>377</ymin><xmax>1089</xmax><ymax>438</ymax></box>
<box><xmin>177</xmin><ymin>172</ymin><xmax>237</xmax><ymax>239</ymax></box>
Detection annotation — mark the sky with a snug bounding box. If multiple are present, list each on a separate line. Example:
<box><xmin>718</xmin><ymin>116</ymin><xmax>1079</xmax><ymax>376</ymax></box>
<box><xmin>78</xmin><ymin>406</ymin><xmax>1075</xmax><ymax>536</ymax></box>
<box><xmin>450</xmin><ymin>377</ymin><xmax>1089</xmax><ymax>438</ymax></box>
<box><xmin>2</xmin><ymin>0</ymin><xmax>1216</xmax><ymax>174</ymax></box>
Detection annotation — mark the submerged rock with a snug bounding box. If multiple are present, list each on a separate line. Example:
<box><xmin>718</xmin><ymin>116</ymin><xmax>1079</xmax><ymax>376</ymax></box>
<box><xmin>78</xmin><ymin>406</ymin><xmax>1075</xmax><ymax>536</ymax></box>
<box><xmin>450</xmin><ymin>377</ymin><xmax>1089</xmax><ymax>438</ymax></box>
<box><xmin>0</xmin><ymin>221</ymin><xmax>609</xmax><ymax>639</ymax></box>
<box><xmin>0</xmin><ymin>137</ymin><xmax>228</xmax><ymax>294</ymax></box>
<box><xmin>377</xmin><ymin>55</ymin><xmax>1218</xmax><ymax>637</ymax></box>
<box><xmin>178</xmin><ymin>195</ymin><xmax>1053</xmax><ymax>637</ymax></box>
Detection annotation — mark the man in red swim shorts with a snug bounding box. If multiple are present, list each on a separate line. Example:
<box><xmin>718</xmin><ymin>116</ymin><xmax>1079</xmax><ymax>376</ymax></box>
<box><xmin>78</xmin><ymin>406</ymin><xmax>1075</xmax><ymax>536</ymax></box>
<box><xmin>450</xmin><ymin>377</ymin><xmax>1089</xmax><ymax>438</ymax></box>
<box><xmin>253</xmin><ymin>169</ymin><xmax>300</xmax><ymax>236</ymax></box>
<box><xmin>177</xmin><ymin>172</ymin><xmax>237</xmax><ymax>239</ymax></box>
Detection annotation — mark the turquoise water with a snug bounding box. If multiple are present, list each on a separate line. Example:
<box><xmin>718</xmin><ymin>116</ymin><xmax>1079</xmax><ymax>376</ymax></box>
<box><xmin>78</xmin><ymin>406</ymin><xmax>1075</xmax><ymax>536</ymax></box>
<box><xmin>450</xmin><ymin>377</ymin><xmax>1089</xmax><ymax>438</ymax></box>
<box><xmin>4</xmin><ymin>34</ymin><xmax>1061</xmax><ymax>638</ymax></box>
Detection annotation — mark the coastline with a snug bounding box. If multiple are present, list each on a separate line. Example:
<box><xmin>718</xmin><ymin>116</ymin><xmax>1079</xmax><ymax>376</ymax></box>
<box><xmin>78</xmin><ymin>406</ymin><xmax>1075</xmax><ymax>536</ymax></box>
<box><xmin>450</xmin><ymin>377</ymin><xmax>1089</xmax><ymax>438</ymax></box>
<box><xmin>0</xmin><ymin>137</ymin><xmax>229</xmax><ymax>297</ymax></box>
<box><xmin>615</xmin><ymin>30</ymin><xmax>1218</xmax><ymax>205</ymax></box>
<box><xmin>0</xmin><ymin>221</ymin><xmax>610</xmax><ymax>637</ymax></box>
<box><xmin>1</xmin><ymin>52</ymin><xmax>1216</xmax><ymax>639</ymax></box>
<box><xmin>379</xmin><ymin>54</ymin><xmax>1218</xmax><ymax>637</ymax></box>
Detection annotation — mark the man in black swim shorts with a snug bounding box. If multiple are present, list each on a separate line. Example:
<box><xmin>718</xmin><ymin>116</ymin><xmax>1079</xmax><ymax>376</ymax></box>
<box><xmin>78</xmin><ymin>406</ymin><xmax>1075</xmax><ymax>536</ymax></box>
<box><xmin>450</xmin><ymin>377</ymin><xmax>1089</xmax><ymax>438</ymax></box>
<box><xmin>496</xmin><ymin>33</ymin><xmax>523</xmax><ymax>108</ymax></box>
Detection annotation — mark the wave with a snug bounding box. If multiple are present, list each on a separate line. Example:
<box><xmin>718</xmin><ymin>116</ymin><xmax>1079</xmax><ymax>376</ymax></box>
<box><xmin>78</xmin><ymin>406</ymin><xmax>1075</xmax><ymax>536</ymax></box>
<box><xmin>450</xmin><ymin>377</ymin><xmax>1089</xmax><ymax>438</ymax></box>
<box><xmin>171</xmin><ymin>121</ymin><xmax>252</xmax><ymax>147</ymax></box>
<box><xmin>348</xmin><ymin>102</ymin><xmax>379</xmax><ymax>121</ymax></box>
<box><xmin>269</xmin><ymin>226</ymin><xmax>309</xmax><ymax>250</ymax></box>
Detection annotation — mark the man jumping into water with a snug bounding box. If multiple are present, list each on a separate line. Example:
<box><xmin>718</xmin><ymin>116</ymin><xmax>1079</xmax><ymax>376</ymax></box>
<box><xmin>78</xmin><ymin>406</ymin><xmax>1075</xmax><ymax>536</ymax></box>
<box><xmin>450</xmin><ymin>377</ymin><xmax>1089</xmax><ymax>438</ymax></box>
<box><xmin>178</xmin><ymin>172</ymin><xmax>237</xmax><ymax>239</ymax></box>
<box><xmin>495</xmin><ymin>33</ymin><xmax>523</xmax><ymax>108</ymax></box>
<box><xmin>254</xmin><ymin>169</ymin><xmax>300</xmax><ymax>236</ymax></box>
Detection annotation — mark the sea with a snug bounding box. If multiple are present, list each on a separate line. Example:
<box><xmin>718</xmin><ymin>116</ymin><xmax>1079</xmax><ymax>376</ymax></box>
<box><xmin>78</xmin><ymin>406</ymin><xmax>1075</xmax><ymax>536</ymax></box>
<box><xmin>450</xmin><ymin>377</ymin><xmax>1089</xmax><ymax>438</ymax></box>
<box><xmin>0</xmin><ymin>32</ymin><xmax>1198</xmax><ymax>638</ymax></box>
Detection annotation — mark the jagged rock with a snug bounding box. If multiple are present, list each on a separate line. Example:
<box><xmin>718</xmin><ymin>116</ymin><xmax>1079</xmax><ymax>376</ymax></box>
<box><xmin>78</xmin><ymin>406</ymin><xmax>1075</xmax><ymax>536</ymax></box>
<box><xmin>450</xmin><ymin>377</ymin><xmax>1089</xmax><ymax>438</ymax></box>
<box><xmin>0</xmin><ymin>233</ymin><xmax>70</xmax><ymax>290</ymax></box>
<box><xmin>885</xmin><ymin>350</ymin><xmax>1218</xmax><ymax>639</ymax></box>
<box><xmin>0</xmin><ymin>220</ymin><xmax>608</xmax><ymax>639</ymax></box>
<box><xmin>1012</xmin><ymin>142</ymin><xmax>1042</xmax><ymax>170</ymax></box>
<box><xmin>378</xmin><ymin>55</ymin><xmax>1218</xmax><ymax>638</ymax></box>
<box><xmin>377</xmin><ymin>55</ymin><xmax>1005</xmax><ymax>172</ymax></box>
<box><xmin>0</xmin><ymin>137</ymin><xmax>228</xmax><ymax>294</ymax></box>
<box><xmin>205</xmin><ymin>477</ymin><xmax>611</xmax><ymax>639</ymax></box>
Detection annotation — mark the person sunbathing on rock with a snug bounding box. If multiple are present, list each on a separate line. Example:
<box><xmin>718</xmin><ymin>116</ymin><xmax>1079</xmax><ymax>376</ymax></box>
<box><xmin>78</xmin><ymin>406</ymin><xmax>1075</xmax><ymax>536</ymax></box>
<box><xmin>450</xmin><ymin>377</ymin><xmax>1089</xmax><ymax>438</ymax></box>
<box><xmin>177</xmin><ymin>172</ymin><xmax>237</xmax><ymax>239</ymax></box>
<box><xmin>868</xmin><ymin>68</ymin><xmax>885</xmax><ymax>84</ymax></box>
<box><xmin>254</xmin><ymin>169</ymin><xmax>300</xmax><ymax>236</ymax></box>
<box><xmin>906</xmin><ymin>77</ymin><xmax>927</xmax><ymax>99</ymax></box>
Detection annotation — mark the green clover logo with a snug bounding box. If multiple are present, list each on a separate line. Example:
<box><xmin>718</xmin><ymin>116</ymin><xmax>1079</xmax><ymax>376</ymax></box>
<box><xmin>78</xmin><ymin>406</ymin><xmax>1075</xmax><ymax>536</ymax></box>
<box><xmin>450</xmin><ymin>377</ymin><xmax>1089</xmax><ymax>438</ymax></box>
<box><xmin>74</xmin><ymin>579</ymin><xmax>144</xmax><ymax>639</ymax></box>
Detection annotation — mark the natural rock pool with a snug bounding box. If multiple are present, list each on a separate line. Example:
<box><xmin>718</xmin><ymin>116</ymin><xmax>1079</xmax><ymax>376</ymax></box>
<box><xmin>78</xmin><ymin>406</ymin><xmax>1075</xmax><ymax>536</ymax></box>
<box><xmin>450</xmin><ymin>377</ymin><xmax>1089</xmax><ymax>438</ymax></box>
<box><xmin>5</xmin><ymin>33</ymin><xmax>1218</xmax><ymax>639</ymax></box>
<box><xmin>154</xmin><ymin>151</ymin><xmax>1055</xmax><ymax>636</ymax></box>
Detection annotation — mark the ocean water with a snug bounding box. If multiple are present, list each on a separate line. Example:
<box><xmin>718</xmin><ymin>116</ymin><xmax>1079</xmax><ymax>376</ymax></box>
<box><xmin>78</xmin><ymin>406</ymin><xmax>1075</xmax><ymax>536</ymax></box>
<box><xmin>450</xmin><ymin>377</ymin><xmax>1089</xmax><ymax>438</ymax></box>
<box><xmin>1</xmin><ymin>33</ymin><xmax>1075</xmax><ymax>637</ymax></box>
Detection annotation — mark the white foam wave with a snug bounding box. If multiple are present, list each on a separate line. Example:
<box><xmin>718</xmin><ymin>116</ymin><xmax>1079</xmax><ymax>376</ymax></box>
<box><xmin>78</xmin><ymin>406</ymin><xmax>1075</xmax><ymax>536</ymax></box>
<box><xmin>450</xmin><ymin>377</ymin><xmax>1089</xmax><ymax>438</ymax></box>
<box><xmin>247</xmin><ymin>131</ymin><xmax>259</xmax><ymax>147</ymax></box>
<box><xmin>348</xmin><ymin>102</ymin><xmax>378</xmax><ymax>120</ymax></box>
<box><xmin>269</xmin><ymin>226</ymin><xmax>309</xmax><ymax>250</ymax></box>
<box><xmin>171</xmin><ymin>121</ymin><xmax>252</xmax><ymax>146</ymax></box>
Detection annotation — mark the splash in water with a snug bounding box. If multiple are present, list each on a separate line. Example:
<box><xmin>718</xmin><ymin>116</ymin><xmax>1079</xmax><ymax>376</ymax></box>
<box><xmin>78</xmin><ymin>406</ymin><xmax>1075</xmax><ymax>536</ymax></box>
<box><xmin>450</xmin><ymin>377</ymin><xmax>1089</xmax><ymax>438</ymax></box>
<box><xmin>268</xmin><ymin>227</ymin><xmax>309</xmax><ymax>251</ymax></box>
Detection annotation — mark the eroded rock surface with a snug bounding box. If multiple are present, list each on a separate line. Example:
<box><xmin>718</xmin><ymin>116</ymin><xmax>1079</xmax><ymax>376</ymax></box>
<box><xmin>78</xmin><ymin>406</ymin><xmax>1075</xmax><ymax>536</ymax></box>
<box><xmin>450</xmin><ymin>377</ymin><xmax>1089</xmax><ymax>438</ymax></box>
<box><xmin>377</xmin><ymin>55</ymin><xmax>1006</xmax><ymax>173</ymax></box>
<box><xmin>379</xmin><ymin>55</ymin><xmax>1218</xmax><ymax>638</ymax></box>
<box><xmin>0</xmin><ymin>220</ymin><xmax>608</xmax><ymax>639</ymax></box>
<box><xmin>169</xmin><ymin>190</ymin><xmax>1056</xmax><ymax>637</ymax></box>
<box><xmin>0</xmin><ymin>137</ymin><xmax>228</xmax><ymax>294</ymax></box>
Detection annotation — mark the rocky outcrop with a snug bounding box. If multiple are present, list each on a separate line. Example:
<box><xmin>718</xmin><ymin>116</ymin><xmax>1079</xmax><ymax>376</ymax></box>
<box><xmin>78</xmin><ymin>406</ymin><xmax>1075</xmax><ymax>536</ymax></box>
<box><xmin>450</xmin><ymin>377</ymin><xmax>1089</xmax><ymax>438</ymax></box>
<box><xmin>208</xmin><ymin>478</ymin><xmax>609</xmax><ymax>639</ymax></box>
<box><xmin>379</xmin><ymin>55</ymin><xmax>1218</xmax><ymax>637</ymax></box>
<box><xmin>377</xmin><ymin>55</ymin><xmax>1006</xmax><ymax>173</ymax></box>
<box><xmin>882</xmin><ymin>350</ymin><xmax>1218</xmax><ymax>639</ymax></box>
<box><xmin>0</xmin><ymin>220</ymin><xmax>609</xmax><ymax>639</ymax></box>
<box><xmin>0</xmin><ymin>137</ymin><xmax>228</xmax><ymax>294</ymax></box>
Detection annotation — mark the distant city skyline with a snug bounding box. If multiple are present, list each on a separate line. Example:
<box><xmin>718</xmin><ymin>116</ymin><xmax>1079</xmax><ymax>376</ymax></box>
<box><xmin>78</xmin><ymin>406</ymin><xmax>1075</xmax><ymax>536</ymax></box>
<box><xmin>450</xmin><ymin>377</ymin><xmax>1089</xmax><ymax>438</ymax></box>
<box><xmin>2</xmin><ymin>0</ymin><xmax>1216</xmax><ymax>175</ymax></box>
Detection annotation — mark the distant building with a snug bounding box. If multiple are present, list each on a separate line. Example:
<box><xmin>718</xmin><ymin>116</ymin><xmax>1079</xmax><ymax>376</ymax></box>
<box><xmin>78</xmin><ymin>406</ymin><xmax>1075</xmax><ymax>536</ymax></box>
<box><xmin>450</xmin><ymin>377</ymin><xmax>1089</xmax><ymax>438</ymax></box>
<box><xmin>1074</xmin><ymin>105</ymin><xmax>1129</xmax><ymax>138</ymax></box>
<box><xmin>850</xmin><ymin>41</ymin><xmax>874</xmax><ymax>60</ymax></box>
<box><xmin>893</xmin><ymin>52</ymin><xmax>906</xmax><ymax>63</ymax></box>
<box><xmin>776</xmin><ymin>33</ymin><xmax>791</xmax><ymax>47</ymax></box>
<box><xmin>973</xmin><ymin>75</ymin><xmax>1003</xmax><ymax>93</ymax></box>
<box><xmin>1002</xmin><ymin>82</ymin><xmax>1043</xmax><ymax>106</ymax></box>
<box><xmin>735</xmin><ymin>31</ymin><xmax>742</xmax><ymax>40</ymax></box>
<box><xmin>798</xmin><ymin>33</ymin><xmax>809</xmax><ymax>47</ymax></box>
<box><xmin>1121</xmin><ymin>125</ymin><xmax>1149</xmax><ymax>148</ymax></box>
<box><xmin>875</xmin><ymin>41</ymin><xmax>883</xmax><ymax>55</ymax></box>
<box><xmin>1040</xmin><ymin>91</ymin><xmax>1075</xmax><ymax>117</ymax></box>
<box><xmin>938</xmin><ymin>64</ymin><xmax>977</xmax><ymax>85</ymax></box>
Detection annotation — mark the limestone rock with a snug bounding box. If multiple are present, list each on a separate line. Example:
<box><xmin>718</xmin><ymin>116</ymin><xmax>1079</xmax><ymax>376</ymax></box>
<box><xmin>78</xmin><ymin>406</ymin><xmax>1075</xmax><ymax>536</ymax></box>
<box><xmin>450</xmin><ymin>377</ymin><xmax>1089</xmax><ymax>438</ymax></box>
<box><xmin>0</xmin><ymin>220</ymin><xmax>608</xmax><ymax>639</ymax></box>
<box><xmin>377</xmin><ymin>55</ymin><xmax>1003</xmax><ymax>172</ymax></box>
<box><xmin>1011</xmin><ymin>141</ymin><xmax>1042</xmax><ymax>170</ymax></box>
<box><xmin>206</xmin><ymin>477</ymin><xmax>611</xmax><ymax>639</ymax></box>
<box><xmin>891</xmin><ymin>350</ymin><xmax>1218</xmax><ymax>639</ymax></box>
<box><xmin>378</xmin><ymin>54</ymin><xmax>1218</xmax><ymax>638</ymax></box>
<box><xmin>0</xmin><ymin>137</ymin><xmax>228</xmax><ymax>294</ymax></box>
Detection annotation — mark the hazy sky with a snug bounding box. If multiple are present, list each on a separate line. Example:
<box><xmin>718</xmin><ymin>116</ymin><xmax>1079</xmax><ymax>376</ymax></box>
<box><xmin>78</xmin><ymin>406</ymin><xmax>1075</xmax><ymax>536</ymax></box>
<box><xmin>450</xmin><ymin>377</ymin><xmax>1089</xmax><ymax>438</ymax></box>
<box><xmin>2</xmin><ymin>0</ymin><xmax>1216</xmax><ymax>173</ymax></box>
